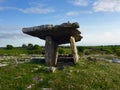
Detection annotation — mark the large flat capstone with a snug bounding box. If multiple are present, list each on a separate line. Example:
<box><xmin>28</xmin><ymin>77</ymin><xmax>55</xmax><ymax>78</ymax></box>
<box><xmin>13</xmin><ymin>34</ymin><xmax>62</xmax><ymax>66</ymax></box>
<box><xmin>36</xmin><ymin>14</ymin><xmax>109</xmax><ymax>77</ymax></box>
<box><xmin>22</xmin><ymin>22</ymin><xmax>82</xmax><ymax>44</ymax></box>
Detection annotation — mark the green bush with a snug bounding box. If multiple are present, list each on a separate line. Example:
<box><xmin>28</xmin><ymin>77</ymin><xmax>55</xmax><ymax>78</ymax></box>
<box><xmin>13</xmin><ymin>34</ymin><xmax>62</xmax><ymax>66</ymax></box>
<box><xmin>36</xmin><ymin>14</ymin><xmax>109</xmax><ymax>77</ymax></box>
<box><xmin>33</xmin><ymin>44</ymin><xmax>40</xmax><ymax>50</ymax></box>
<box><xmin>6</xmin><ymin>45</ymin><xmax>14</xmax><ymax>49</ymax></box>
<box><xmin>115</xmin><ymin>49</ymin><xmax>120</xmax><ymax>56</ymax></box>
<box><xmin>27</xmin><ymin>43</ymin><xmax>34</xmax><ymax>50</ymax></box>
<box><xmin>59</xmin><ymin>48</ymin><xmax>65</xmax><ymax>54</ymax></box>
<box><xmin>22</xmin><ymin>44</ymin><xmax>27</xmax><ymax>48</ymax></box>
<box><xmin>77</xmin><ymin>46</ymin><xmax>85</xmax><ymax>53</ymax></box>
<box><xmin>84</xmin><ymin>49</ymin><xmax>90</xmax><ymax>55</ymax></box>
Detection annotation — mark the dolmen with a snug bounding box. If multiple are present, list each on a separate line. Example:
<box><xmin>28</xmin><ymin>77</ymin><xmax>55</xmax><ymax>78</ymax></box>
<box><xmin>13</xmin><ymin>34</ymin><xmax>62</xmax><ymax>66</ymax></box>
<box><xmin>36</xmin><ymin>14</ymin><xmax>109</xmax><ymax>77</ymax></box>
<box><xmin>22</xmin><ymin>22</ymin><xmax>82</xmax><ymax>66</ymax></box>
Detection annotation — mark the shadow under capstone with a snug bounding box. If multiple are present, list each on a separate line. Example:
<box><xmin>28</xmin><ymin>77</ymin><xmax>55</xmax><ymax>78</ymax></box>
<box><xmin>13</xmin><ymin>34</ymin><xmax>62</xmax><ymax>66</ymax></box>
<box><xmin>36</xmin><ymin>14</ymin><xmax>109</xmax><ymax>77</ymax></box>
<box><xmin>30</xmin><ymin>54</ymin><xmax>75</xmax><ymax>67</ymax></box>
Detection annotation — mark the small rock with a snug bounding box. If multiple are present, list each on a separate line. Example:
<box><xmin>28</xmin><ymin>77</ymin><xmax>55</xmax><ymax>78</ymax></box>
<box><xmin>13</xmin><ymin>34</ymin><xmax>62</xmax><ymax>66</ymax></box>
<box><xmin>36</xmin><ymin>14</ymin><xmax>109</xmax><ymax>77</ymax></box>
<box><xmin>14</xmin><ymin>76</ymin><xmax>22</xmax><ymax>79</ymax></box>
<box><xmin>66</xmin><ymin>72</ymin><xmax>72</xmax><ymax>76</ymax></box>
<box><xmin>69</xmin><ymin>70</ymin><xmax>73</xmax><ymax>73</ymax></box>
<box><xmin>27</xmin><ymin>84</ymin><xmax>35</xmax><ymax>89</ymax></box>
<box><xmin>39</xmin><ymin>78</ymin><xmax>43</xmax><ymax>82</ymax></box>
<box><xmin>33</xmin><ymin>68</ymin><xmax>39</xmax><ymax>71</ymax></box>
<box><xmin>44</xmin><ymin>67</ymin><xmax>56</xmax><ymax>73</ymax></box>
<box><xmin>41</xmin><ymin>88</ymin><xmax>52</xmax><ymax>90</ymax></box>
<box><xmin>32</xmin><ymin>77</ymin><xmax>43</xmax><ymax>83</ymax></box>
<box><xmin>50</xmin><ymin>67</ymin><xmax>56</xmax><ymax>73</ymax></box>
<box><xmin>76</xmin><ymin>70</ymin><xmax>80</xmax><ymax>73</ymax></box>
<box><xmin>31</xmin><ymin>70</ymin><xmax>34</xmax><ymax>73</ymax></box>
<box><xmin>112</xmin><ymin>59</ymin><xmax>120</xmax><ymax>64</ymax></box>
<box><xmin>0</xmin><ymin>64</ymin><xmax>8</xmax><ymax>67</ymax></box>
<box><xmin>106</xmin><ymin>60</ymin><xmax>112</xmax><ymax>63</ymax></box>
<box><xmin>15</xmin><ymin>59</ymin><xmax>18</xmax><ymax>63</ymax></box>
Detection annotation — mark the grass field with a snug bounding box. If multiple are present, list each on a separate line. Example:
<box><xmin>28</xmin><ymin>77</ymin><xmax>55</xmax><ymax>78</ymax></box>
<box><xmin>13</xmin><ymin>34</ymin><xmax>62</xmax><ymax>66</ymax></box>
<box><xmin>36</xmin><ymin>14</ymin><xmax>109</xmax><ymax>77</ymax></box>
<box><xmin>0</xmin><ymin>46</ymin><xmax>120</xmax><ymax>90</ymax></box>
<box><xmin>0</xmin><ymin>57</ymin><xmax>120</xmax><ymax>90</ymax></box>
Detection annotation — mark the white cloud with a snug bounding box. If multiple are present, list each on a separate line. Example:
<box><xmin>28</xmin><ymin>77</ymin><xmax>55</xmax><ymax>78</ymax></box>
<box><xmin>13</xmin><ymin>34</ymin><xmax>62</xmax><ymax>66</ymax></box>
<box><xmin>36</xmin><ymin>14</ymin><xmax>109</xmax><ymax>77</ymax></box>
<box><xmin>82</xmin><ymin>31</ymin><xmax>120</xmax><ymax>45</ymax></box>
<box><xmin>0</xmin><ymin>33</ymin><xmax>45</xmax><ymax>47</ymax></box>
<box><xmin>19</xmin><ymin>7</ymin><xmax>55</xmax><ymax>14</ymax></box>
<box><xmin>0</xmin><ymin>6</ymin><xmax>18</xmax><ymax>11</ymax></box>
<box><xmin>18</xmin><ymin>1</ymin><xmax>55</xmax><ymax>14</ymax></box>
<box><xmin>66</xmin><ymin>11</ymin><xmax>92</xmax><ymax>16</ymax></box>
<box><xmin>0</xmin><ymin>25</ymin><xmax>21</xmax><ymax>31</ymax></box>
<box><xmin>0</xmin><ymin>0</ymin><xmax>55</xmax><ymax>14</ymax></box>
<box><xmin>0</xmin><ymin>6</ymin><xmax>55</xmax><ymax>14</ymax></box>
<box><xmin>0</xmin><ymin>33</ymin><xmax>29</xmax><ymax>39</ymax></box>
<box><xmin>66</xmin><ymin>11</ymin><xmax>79</xmax><ymax>16</ymax></box>
<box><xmin>93</xmin><ymin>0</ymin><xmax>120</xmax><ymax>12</ymax></box>
<box><xmin>28</xmin><ymin>2</ymin><xmax>45</xmax><ymax>7</ymax></box>
<box><xmin>68</xmin><ymin>0</ymin><xmax>89</xmax><ymax>6</ymax></box>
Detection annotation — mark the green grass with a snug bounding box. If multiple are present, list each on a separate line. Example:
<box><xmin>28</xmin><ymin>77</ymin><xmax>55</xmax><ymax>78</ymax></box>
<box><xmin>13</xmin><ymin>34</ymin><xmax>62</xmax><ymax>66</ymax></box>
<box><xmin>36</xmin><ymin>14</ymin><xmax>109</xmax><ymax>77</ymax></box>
<box><xmin>0</xmin><ymin>48</ymin><xmax>44</xmax><ymax>55</ymax></box>
<box><xmin>0</xmin><ymin>48</ymin><xmax>28</xmax><ymax>55</ymax></box>
<box><xmin>0</xmin><ymin>59</ymin><xmax>120</xmax><ymax>90</ymax></box>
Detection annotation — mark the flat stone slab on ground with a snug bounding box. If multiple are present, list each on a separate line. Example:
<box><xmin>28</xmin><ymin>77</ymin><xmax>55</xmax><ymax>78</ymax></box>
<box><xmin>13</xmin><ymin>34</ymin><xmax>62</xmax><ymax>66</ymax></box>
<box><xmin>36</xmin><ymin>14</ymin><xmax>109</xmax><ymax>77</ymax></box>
<box><xmin>0</xmin><ymin>63</ymin><xmax>8</xmax><ymax>67</ymax></box>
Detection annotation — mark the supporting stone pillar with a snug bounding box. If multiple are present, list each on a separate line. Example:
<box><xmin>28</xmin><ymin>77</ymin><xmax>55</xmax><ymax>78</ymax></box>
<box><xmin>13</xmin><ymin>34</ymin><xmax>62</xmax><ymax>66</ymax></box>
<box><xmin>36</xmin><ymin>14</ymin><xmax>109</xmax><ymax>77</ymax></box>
<box><xmin>45</xmin><ymin>36</ymin><xmax>58</xmax><ymax>66</ymax></box>
<box><xmin>70</xmin><ymin>36</ymin><xmax>79</xmax><ymax>64</ymax></box>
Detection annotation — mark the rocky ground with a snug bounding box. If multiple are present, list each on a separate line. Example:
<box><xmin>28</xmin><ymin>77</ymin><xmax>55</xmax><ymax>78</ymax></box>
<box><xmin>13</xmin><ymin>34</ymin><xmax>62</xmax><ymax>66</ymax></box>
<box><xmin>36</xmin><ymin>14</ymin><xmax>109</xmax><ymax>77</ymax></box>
<box><xmin>0</xmin><ymin>54</ymin><xmax>120</xmax><ymax>68</ymax></box>
<box><xmin>0</xmin><ymin>54</ymin><xmax>120</xmax><ymax>90</ymax></box>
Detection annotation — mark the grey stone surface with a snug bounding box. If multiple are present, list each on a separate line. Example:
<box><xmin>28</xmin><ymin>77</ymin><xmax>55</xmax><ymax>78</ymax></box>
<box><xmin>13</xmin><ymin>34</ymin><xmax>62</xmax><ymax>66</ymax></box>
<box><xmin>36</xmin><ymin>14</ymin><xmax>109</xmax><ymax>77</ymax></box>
<box><xmin>22</xmin><ymin>22</ymin><xmax>82</xmax><ymax>44</ymax></box>
<box><xmin>26</xmin><ymin>84</ymin><xmax>35</xmax><ymax>89</ymax></box>
<box><xmin>45</xmin><ymin>36</ymin><xmax>58</xmax><ymax>66</ymax></box>
<box><xmin>32</xmin><ymin>76</ymin><xmax>43</xmax><ymax>83</ymax></box>
<box><xmin>44</xmin><ymin>67</ymin><xmax>56</xmax><ymax>73</ymax></box>
<box><xmin>41</xmin><ymin>88</ymin><xmax>52</xmax><ymax>90</ymax></box>
<box><xmin>112</xmin><ymin>59</ymin><xmax>120</xmax><ymax>63</ymax></box>
<box><xmin>70</xmin><ymin>36</ymin><xmax>79</xmax><ymax>64</ymax></box>
<box><xmin>0</xmin><ymin>64</ymin><xmax>8</xmax><ymax>67</ymax></box>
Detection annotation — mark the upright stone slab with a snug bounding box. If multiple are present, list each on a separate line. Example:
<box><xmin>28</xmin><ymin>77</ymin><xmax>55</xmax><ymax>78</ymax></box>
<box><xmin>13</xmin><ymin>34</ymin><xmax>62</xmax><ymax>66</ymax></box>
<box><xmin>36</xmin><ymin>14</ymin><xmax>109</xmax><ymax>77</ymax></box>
<box><xmin>45</xmin><ymin>36</ymin><xmax>58</xmax><ymax>66</ymax></box>
<box><xmin>70</xmin><ymin>36</ymin><xmax>79</xmax><ymax>64</ymax></box>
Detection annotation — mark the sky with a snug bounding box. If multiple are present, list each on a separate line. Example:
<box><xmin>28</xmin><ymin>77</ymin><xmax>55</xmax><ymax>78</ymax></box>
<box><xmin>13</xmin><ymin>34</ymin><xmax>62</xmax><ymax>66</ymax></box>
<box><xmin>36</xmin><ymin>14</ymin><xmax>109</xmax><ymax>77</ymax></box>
<box><xmin>0</xmin><ymin>0</ymin><xmax>120</xmax><ymax>47</ymax></box>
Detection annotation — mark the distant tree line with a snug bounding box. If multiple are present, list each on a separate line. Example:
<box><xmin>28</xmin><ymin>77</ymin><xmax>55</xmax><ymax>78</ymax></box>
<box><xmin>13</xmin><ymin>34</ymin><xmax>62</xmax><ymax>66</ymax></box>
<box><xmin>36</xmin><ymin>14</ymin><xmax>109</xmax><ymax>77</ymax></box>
<box><xmin>6</xmin><ymin>45</ymin><xmax>14</xmax><ymax>49</ymax></box>
<box><xmin>21</xmin><ymin>43</ymin><xmax>44</xmax><ymax>54</ymax></box>
<box><xmin>5</xmin><ymin>44</ymin><xmax>42</xmax><ymax>50</ymax></box>
<box><xmin>22</xmin><ymin>44</ymin><xmax>41</xmax><ymax>50</ymax></box>
<box><xmin>77</xmin><ymin>45</ymin><xmax>120</xmax><ymax>56</ymax></box>
<box><xmin>4</xmin><ymin>44</ymin><xmax>120</xmax><ymax>56</ymax></box>
<box><xmin>5</xmin><ymin>44</ymin><xmax>44</xmax><ymax>54</ymax></box>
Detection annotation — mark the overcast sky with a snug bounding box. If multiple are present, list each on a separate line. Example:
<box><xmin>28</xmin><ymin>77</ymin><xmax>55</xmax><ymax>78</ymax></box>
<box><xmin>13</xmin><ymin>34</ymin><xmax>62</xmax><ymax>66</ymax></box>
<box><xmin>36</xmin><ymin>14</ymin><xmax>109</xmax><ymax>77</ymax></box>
<box><xmin>0</xmin><ymin>0</ymin><xmax>120</xmax><ymax>47</ymax></box>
